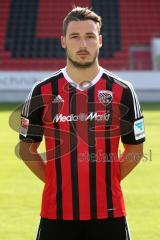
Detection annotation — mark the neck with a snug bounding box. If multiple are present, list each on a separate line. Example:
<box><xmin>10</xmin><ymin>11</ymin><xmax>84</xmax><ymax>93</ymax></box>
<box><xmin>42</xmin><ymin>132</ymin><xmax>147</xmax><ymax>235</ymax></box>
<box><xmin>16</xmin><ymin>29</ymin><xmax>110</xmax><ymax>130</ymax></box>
<box><xmin>65</xmin><ymin>59</ymin><xmax>101</xmax><ymax>84</ymax></box>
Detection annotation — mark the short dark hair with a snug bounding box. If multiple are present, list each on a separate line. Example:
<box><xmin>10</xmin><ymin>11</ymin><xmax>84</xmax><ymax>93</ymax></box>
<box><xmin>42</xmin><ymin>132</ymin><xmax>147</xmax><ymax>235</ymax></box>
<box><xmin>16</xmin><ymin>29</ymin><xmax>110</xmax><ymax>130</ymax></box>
<box><xmin>63</xmin><ymin>6</ymin><xmax>102</xmax><ymax>35</ymax></box>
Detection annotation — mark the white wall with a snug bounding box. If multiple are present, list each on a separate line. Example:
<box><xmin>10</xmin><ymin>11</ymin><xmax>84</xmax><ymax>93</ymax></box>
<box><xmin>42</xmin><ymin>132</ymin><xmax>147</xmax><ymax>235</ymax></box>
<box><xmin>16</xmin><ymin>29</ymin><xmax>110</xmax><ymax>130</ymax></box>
<box><xmin>115</xmin><ymin>71</ymin><xmax>160</xmax><ymax>102</ymax></box>
<box><xmin>0</xmin><ymin>71</ymin><xmax>160</xmax><ymax>102</ymax></box>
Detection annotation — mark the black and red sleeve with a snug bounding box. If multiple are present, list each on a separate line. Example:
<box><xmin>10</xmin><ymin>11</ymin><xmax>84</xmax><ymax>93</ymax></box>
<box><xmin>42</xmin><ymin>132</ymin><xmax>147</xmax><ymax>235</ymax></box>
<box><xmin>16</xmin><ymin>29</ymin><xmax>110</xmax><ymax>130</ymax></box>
<box><xmin>19</xmin><ymin>83</ymin><xmax>44</xmax><ymax>142</ymax></box>
<box><xmin>120</xmin><ymin>82</ymin><xmax>145</xmax><ymax>145</ymax></box>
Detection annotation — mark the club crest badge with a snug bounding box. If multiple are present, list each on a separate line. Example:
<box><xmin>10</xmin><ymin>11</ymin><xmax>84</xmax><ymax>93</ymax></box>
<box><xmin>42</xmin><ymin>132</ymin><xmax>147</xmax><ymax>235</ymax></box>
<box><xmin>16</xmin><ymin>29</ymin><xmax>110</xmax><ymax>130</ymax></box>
<box><xmin>98</xmin><ymin>90</ymin><xmax>113</xmax><ymax>105</ymax></box>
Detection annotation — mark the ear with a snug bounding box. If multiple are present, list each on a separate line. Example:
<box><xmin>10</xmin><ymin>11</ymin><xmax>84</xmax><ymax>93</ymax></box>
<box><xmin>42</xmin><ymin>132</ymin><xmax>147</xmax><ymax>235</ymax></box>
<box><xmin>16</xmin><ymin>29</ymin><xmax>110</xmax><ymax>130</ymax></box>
<box><xmin>99</xmin><ymin>35</ymin><xmax>102</xmax><ymax>48</ymax></box>
<box><xmin>61</xmin><ymin>35</ymin><xmax>66</xmax><ymax>49</ymax></box>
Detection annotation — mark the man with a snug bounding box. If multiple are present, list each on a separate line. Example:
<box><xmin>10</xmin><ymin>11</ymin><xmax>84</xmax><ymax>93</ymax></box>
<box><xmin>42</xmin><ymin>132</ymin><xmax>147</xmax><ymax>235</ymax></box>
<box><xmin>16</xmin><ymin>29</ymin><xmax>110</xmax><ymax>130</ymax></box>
<box><xmin>19</xmin><ymin>6</ymin><xmax>145</xmax><ymax>240</ymax></box>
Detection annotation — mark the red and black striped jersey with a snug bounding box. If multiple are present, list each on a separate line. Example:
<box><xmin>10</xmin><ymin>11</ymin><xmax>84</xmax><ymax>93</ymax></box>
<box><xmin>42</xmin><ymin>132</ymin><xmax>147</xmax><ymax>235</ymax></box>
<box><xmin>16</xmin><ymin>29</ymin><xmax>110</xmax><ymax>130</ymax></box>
<box><xmin>19</xmin><ymin>67</ymin><xmax>145</xmax><ymax>220</ymax></box>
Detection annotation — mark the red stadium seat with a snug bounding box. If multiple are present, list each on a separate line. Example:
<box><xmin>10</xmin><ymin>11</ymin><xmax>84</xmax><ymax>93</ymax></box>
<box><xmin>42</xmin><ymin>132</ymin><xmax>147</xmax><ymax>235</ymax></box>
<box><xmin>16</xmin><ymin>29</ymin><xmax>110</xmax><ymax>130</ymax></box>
<box><xmin>0</xmin><ymin>0</ymin><xmax>159</xmax><ymax>70</ymax></box>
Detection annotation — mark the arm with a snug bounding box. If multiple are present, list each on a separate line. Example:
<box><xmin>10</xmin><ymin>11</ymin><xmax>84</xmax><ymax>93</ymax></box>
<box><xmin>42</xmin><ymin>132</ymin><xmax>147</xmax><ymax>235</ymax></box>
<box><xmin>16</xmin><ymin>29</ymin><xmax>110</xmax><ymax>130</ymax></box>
<box><xmin>120</xmin><ymin>81</ymin><xmax>145</xmax><ymax>180</ymax></box>
<box><xmin>19</xmin><ymin>141</ymin><xmax>46</xmax><ymax>183</ymax></box>
<box><xmin>19</xmin><ymin>82</ymin><xmax>45</xmax><ymax>182</ymax></box>
<box><xmin>119</xmin><ymin>143</ymin><xmax>143</xmax><ymax>180</ymax></box>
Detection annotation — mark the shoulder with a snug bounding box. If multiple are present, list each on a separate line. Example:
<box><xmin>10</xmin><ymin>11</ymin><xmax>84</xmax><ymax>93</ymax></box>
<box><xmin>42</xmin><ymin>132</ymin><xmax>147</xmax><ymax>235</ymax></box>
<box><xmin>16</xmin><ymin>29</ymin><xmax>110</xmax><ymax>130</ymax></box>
<box><xmin>102</xmin><ymin>68</ymin><xmax>134</xmax><ymax>91</ymax></box>
<box><xmin>29</xmin><ymin>69</ymin><xmax>63</xmax><ymax>95</ymax></box>
<box><xmin>38</xmin><ymin>69</ymin><xmax>63</xmax><ymax>87</ymax></box>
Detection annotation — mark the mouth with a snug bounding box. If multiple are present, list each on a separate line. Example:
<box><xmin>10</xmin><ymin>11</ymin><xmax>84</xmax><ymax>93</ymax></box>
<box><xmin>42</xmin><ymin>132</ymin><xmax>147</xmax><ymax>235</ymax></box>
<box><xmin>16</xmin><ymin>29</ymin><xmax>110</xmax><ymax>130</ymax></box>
<box><xmin>77</xmin><ymin>51</ymin><xmax>89</xmax><ymax>56</ymax></box>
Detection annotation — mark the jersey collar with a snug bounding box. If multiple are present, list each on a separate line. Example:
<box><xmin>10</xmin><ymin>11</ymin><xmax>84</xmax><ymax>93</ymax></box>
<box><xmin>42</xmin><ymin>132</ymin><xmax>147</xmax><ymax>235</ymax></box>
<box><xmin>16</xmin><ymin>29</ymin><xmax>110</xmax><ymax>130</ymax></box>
<box><xmin>61</xmin><ymin>66</ymin><xmax>104</xmax><ymax>91</ymax></box>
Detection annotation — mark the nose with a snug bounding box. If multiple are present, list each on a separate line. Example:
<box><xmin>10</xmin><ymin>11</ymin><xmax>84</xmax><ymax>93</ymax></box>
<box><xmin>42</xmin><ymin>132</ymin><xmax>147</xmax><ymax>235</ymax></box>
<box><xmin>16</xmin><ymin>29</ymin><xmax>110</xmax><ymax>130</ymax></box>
<box><xmin>79</xmin><ymin>38</ymin><xmax>87</xmax><ymax>47</ymax></box>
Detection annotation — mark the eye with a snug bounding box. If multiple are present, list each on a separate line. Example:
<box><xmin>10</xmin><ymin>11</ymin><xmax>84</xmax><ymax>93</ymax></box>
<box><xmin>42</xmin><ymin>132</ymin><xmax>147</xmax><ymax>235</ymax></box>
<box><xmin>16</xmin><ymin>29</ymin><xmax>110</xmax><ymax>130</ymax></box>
<box><xmin>87</xmin><ymin>35</ymin><xmax>95</xmax><ymax>39</ymax></box>
<box><xmin>70</xmin><ymin>35</ymin><xmax>79</xmax><ymax>39</ymax></box>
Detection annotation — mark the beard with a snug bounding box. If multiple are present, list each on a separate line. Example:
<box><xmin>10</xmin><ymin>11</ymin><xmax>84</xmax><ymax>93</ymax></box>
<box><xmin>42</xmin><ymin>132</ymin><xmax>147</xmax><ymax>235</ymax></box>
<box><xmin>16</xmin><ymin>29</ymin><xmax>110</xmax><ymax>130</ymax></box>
<box><xmin>66</xmin><ymin>48</ymin><xmax>99</xmax><ymax>69</ymax></box>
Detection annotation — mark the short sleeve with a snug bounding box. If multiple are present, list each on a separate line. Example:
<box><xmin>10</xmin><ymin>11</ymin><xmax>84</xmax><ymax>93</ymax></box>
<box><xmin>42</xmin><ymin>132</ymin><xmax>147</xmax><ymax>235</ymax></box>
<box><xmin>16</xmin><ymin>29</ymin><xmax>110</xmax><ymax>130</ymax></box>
<box><xmin>121</xmin><ymin>82</ymin><xmax>145</xmax><ymax>145</ymax></box>
<box><xmin>19</xmin><ymin>83</ymin><xmax>44</xmax><ymax>142</ymax></box>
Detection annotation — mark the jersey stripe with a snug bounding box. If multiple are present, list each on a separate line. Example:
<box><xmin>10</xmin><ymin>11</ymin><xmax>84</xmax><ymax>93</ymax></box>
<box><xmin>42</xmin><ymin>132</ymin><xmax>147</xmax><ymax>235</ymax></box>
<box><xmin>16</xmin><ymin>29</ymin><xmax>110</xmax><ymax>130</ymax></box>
<box><xmin>76</xmin><ymin>92</ymin><xmax>90</xmax><ymax>219</ymax></box>
<box><xmin>43</xmin><ymin>70</ymin><xmax>62</xmax><ymax>82</ymax></box>
<box><xmin>22</xmin><ymin>81</ymin><xmax>39</xmax><ymax>117</ymax></box>
<box><xmin>58</xmin><ymin>78</ymin><xmax>73</xmax><ymax>219</ymax></box>
<box><xmin>88</xmin><ymin>86</ymin><xmax>97</xmax><ymax>219</ymax></box>
<box><xmin>36</xmin><ymin>228</ymin><xmax>41</xmax><ymax>240</ymax></box>
<box><xmin>111</xmin><ymin>81</ymin><xmax>125</xmax><ymax>217</ymax></box>
<box><xmin>105</xmin><ymin>75</ymin><xmax>114</xmax><ymax>218</ymax></box>
<box><xmin>69</xmin><ymin>87</ymin><xmax>80</xmax><ymax>220</ymax></box>
<box><xmin>127</xmin><ymin>82</ymin><xmax>142</xmax><ymax>118</ymax></box>
<box><xmin>126</xmin><ymin>218</ymin><xmax>131</xmax><ymax>240</ymax></box>
<box><xmin>52</xmin><ymin>78</ymin><xmax>63</xmax><ymax>219</ymax></box>
<box><xmin>95</xmin><ymin>78</ymin><xmax>108</xmax><ymax>218</ymax></box>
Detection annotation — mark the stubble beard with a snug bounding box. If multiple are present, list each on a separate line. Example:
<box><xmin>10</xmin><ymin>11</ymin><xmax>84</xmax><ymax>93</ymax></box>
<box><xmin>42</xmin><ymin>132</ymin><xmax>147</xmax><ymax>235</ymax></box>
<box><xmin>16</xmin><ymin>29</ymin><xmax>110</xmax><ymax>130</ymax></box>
<box><xmin>66</xmin><ymin>49</ymin><xmax>99</xmax><ymax>69</ymax></box>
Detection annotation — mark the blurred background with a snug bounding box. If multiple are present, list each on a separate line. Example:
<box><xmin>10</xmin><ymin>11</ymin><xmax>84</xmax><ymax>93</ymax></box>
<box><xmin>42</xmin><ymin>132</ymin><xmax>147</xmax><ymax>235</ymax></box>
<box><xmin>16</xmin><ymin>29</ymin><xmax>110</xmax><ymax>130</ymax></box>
<box><xmin>0</xmin><ymin>0</ymin><xmax>160</xmax><ymax>101</ymax></box>
<box><xmin>0</xmin><ymin>0</ymin><xmax>160</xmax><ymax>240</ymax></box>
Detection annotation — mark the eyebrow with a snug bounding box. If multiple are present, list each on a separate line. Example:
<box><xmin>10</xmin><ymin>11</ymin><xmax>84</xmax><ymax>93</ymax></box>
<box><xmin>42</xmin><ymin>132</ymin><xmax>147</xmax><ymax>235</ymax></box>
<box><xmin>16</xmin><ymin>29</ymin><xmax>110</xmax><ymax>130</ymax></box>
<box><xmin>86</xmin><ymin>32</ymin><xmax>96</xmax><ymax>35</ymax></box>
<box><xmin>69</xmin><ymin>33</ymin><xmax>79</xmax><ymax>37</ymax></box>
<box><xmin>69</xmin><ymin>32</ymin><xmax>96</xmax><ymax>37</ymax></box>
